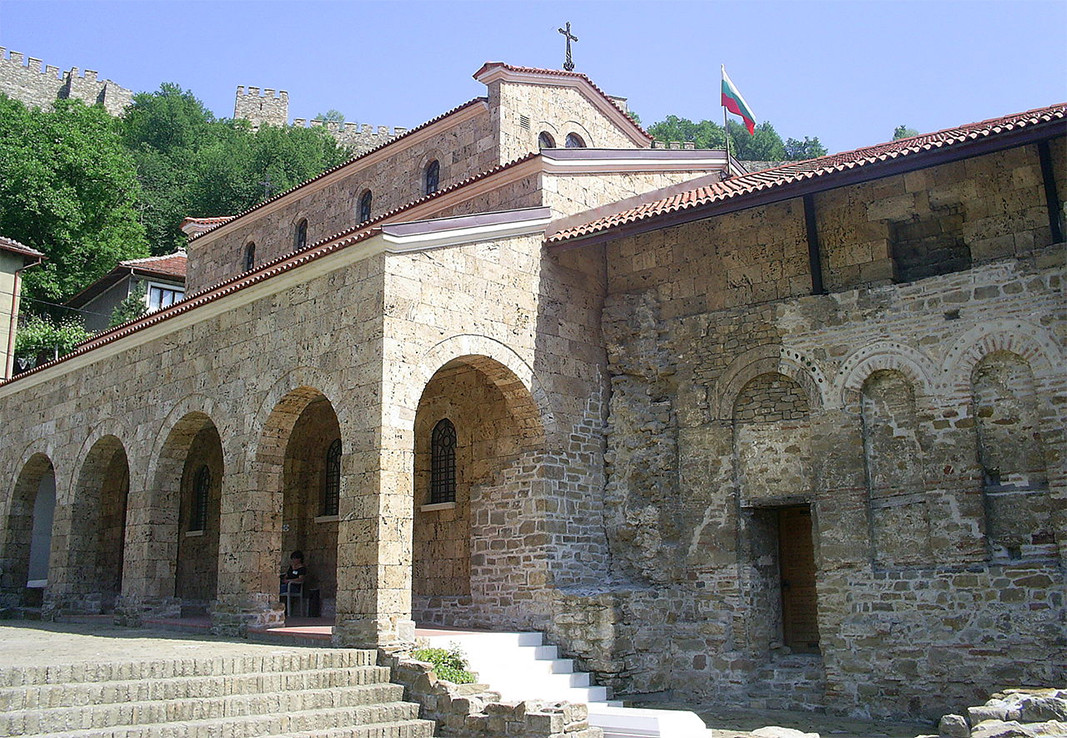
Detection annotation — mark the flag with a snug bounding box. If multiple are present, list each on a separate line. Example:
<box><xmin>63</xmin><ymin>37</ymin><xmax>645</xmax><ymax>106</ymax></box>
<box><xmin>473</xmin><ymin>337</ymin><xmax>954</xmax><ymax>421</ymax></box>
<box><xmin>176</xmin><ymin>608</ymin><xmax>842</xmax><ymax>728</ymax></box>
<box><xmin>721</xmin><ymin>66</ymin><xmax>756</xmax><ymax>135</ymax></box>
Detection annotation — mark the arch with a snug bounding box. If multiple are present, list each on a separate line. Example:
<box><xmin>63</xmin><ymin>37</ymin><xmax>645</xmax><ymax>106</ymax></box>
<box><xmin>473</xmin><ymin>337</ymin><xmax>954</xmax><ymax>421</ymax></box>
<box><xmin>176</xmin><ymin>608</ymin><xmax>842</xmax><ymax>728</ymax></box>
<box><xmin>836</xmin><ymin>340</ymin><xmax>936</xmax><ymax>407</ymax></box>
<box><xmin>293</xmin><ymin>218</ymin><xmax>309</xmax><ymax>251</ymax></box>
<box><xmin>424</xmin><ymin>159</ymin><xmax>440</xmax><ymax>195</ymax></box>
<box><xmin>561</xmin><ymin>120</ymin><xmax>594</xmax><ymax>148</ymax></box>
<box><xmin>565</xmin><ymin>132</ymin><xmax>586</xmax><ymax>149</ymax></box>
<box><xmin>538</xmin><ymin>131</ymin><xmax>557</xmax><ymax>150</ymax></box>
<box><xmin>715</xmin><ymin>345</ymin><xmax>828</xmax><ymax>420</ymax></box>
<box><xmin>415</xmin><ymin>334</ymin><xmax>556</xmax><ymax>441</ymax></box>
<box><xmin>1</xmin><ymin>451</ymin><xmax>57</xmax><ymax>605</ymax></box>
<box><xmin>244</xmin><ymin>242</ymin><xmax>256</xmax><ymax>272</ymax></box>
<box><xmin>358</xmin><ymin>189</ymin><xmax>373</xmax><ymax>223</ymax></box>
<box><xmin>940</xmin><ymin>320</ymin><xmax>1063</xmax><ymax>398</ymax></box>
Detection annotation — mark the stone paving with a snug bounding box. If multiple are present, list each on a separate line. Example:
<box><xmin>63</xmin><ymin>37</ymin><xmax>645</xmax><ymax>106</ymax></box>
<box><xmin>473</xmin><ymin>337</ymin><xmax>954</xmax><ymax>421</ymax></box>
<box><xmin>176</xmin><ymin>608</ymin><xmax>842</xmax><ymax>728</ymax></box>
<box><xmin>0</xmin><ymin>621</ymin><xmax>938</xmax><ymax>738</ymax></box>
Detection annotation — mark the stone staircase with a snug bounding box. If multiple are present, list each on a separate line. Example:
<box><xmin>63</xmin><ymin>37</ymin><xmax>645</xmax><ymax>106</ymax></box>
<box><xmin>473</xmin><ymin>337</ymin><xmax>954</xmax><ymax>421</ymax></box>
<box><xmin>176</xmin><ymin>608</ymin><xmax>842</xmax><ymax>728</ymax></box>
<box><xmin>0</xmin><ymin>648</ymin><xmax>435</xmax><ymax>737</ymax></box>
<box><xmin>421</xmin><ymin>629</ymin><xmax>713</xmax><ymax>738</ymax></box>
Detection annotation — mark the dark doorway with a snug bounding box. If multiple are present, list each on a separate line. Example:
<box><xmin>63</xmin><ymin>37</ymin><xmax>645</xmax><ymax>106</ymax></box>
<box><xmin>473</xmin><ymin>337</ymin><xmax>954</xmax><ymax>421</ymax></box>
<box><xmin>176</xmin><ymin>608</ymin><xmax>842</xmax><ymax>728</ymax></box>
<box><xmin>778</xmin><ymin>506</ymin><xmax>819</xmax><ymax>652</ymax></box>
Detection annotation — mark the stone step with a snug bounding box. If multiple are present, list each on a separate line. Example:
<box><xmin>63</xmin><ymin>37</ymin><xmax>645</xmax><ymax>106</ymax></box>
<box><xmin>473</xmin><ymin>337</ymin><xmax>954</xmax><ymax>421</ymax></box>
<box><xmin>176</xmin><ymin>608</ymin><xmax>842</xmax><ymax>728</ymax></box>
<box><xmin>0</xmin><ymin>649</ymin><xmax>375</xmax><ymax>687</ymax></box>
<box><xmin>0</xmin><ymin>665</ymin><xmax>393</xmax><ymax>711</ymax></box>
<box><xmin>1</xmin><ymin>683</ymin><xmax>408</xmax><ymax>734</ymax></box>
<box><xmin>25</xmin><ymin>703</ymin><xmax>429</xmax><ymax>738</ymax></box>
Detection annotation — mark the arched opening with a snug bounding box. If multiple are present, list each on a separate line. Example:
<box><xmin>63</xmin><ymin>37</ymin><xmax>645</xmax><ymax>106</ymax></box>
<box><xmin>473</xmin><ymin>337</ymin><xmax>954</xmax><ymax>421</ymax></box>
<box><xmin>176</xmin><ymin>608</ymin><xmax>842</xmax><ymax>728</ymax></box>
<box><xmin>69</xmin><ymin>435</ymin><xmax>130</xmax><ymax>613</ymax></box>
<box><xmin>358</xmin><ymin>190</ymin><xmax>373</xmax><ymax>223</ymax></box>
<box><xmin>244</xmin><ymin>242</ymin><xmax>256</xmax><ymax>271</ymax></box>
<box><xmin>171</xmin><ymin>417</ymin><xmax>224</xmax><ymax>609</ymax></box>
<box><xmin>424</xmin><ymin>160</ymin><xmax>440</xmax><ymax>195</ymax></box>
<box><xmin>412</xmin><ymin>356</ymin><xmax>545</xmax><ymax>629</ymax></box>
<box><xmin>257</xmin><ymin>387</ymin><xmax>341</xmax><ymax>620</ymax></box>
<box><xmin>565</xmin><ymin>132</ymin><xmax>586</xmax><ymax>148</ymax></box>
<box><xmin>537</xmin><ymin>131</ymin><xmax>556</xmax><ymax>149</ymax></box>
<box><xmin>1</xmin><ymin>453</ymin><xmax>56</xmax><ymax>608</ymax></box>
<box><xmin>294</xmin><ymin>219</ymin><xmax>308</xmax><ymax>251</ymax></box>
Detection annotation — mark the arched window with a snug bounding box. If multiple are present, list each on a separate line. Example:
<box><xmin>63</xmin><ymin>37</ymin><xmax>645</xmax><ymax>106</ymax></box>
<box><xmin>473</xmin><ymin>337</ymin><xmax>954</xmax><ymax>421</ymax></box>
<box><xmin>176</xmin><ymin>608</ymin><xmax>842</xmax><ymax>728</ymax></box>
<box><xmin>565</xmin><ymin>132</ymin><xmax>586</xmax><ymax>148</ymax></box>
<box><xmin>244</xmin><ymin>242</ymin><xmax>256</xmax><ymax>271</ymax></box>
<box><xmin>538</xmin><ymin>131</ymin><xmax>556</xmax><ymax>150</ymax></box>
<box><xmin>323</xmin><ymin>438</ymin><xmax>341</xmax><ymax>516</ymax></box>
<box><xmin>425</xmin><ymin>160</ymin><xmax>440</xmax><ymax>195</ymax></box>
<box><xmin>430</xmin><ymin>418</ymin><xmax>457</xmax><ymax>504</ymax></box>
<box><xmin>359</xmin><ymin>190</ymin><xmax>373</xmax><ymax>223</ymax></box>
<box><xmin>294</xmin><ymin>219</ymin><xmax>308</xmax><ymax>251</ymax></box>
<box><xmin>191</xmin><ymin>465</ymin><xmax>210</xmax><ymax>531</ymax></box>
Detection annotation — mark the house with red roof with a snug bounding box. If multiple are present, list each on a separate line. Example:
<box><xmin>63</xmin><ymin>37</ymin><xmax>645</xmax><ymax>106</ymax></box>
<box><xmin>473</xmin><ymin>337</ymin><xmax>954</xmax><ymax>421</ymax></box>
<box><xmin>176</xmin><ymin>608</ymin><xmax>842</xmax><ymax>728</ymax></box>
<box><xmin>0</xmin><ymin>235</ymin><xmax>43</xmax><ymax>381</ymax></box>
<box><xmin>0</xmin><ymin>61</ymin><xmax>1062</xmax><ymax>730</ymax></box>
<box><xmin>65</xmin><ymin>251</ymin><xmax>187</xmax><ymax>334</ymax></box>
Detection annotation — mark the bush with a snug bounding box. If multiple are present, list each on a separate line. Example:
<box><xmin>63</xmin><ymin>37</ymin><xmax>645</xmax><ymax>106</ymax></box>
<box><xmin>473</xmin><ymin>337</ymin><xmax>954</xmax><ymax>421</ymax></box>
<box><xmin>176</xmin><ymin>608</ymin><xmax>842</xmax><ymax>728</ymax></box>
<box><xmin>412</xmin><ymin>647</ymin><xmax>476</xmax><ymax>684</ymax></box>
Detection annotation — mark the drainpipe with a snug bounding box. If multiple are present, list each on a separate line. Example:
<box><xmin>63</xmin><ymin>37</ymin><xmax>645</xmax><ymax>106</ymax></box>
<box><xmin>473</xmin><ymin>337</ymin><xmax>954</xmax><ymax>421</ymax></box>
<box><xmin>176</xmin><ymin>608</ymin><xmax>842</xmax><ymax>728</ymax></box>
<box><xmin>5</xmin><ymin>255</ymin><xmax>43</xmax><ymax>381</ymax></box>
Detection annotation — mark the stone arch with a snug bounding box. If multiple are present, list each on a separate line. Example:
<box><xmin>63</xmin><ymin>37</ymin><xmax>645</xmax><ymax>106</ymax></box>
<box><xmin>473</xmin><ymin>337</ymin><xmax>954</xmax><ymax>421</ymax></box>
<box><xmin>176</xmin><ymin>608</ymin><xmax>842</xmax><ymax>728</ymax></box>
<box><xmin>411</xmin><ymin>353</ymin><xmax>548</xmax><ymax>629</ymax></box>
<box><xmin>715</xmin><ymin>345</ymin><xmax>827</xmax><ymax>420</ymax></box>
<box><xmin>0</xmin><ymin>451</ymin><xmax>57</xmax><ymax>607</ymax></box>
<box><xmin>940</xmin><ymin>320</ymin><xmax>1062</xmax><ymax>399</ymax></box>
<box><xmin>837</xmin><ymin>341</ymin><xmax>936</xmax><ymax>408</ymax></box>
<box><xmin>254</xmin><ymin>380</ymin><xmax>343</xmax><ymax>615</ymax></box>
<box><xmin>418</xmin><ymin>149</ymin><xmax>446</xmax><ymax>195</ymax></box>
<box><xmin>561</xmin><ymin>120</ymin><xmax>594</xmax><ymax>148</ymax></box>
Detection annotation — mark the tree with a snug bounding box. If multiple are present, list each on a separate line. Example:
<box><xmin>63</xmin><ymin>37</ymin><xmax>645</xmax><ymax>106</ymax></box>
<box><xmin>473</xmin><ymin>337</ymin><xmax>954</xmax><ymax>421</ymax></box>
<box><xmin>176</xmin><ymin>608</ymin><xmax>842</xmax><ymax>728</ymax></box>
<box><xmin>646</xmin><ymin>115</ymin><xmax>821</xmax><ymax>162</ymax></box>
<box><xmin>13</xmin><ymin>314</ymin><xmax>92</xmax><ymax>371</ymax></box>
<box><xmin>0</xmin><ymin>95</ymin><xmax>148</xmax><ymax>314</ymax></box>
<box><xmin>313</xmin><ymin>109</ymin><xmax>346</xmax><ymax>124</ymax></box>
<box><xmin>784</xmin><ymin>136</ymin><xmax>828</xmax><ymax>160</ymax></box>
<box><xmin>728</xmin><ymin>120</ymin><xmax>786</xmax><ymax>161</ymax></box>
<box><xmin>893</xmin><ymin>124</ymin><xmax>920</xmax><ymax>140</ymax></box>
<box><xmin>108</xmin><ymin>285</ymin><xmax>148</xmax><ymax>328</ymax></box>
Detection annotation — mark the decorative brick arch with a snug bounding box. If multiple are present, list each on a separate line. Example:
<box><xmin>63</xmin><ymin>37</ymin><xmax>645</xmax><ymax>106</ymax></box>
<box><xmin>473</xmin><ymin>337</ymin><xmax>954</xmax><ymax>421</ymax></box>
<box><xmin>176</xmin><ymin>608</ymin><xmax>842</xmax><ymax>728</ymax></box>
<box><xmin>415</xmin><ymin>335</ymin><xmax>555</xmax><ymax>441</ymax></box>
<box><xmin>714</xmin><ymin>345</ymin><xmax>828</xmax><ymax>420</ymax></box>
<box><xmin>939</xmin><ymin>320</ymin><xmax>1063</xmax><ymax>399</ymax></box>
<box><xmin>835</xmin><ymin>341</ymin><xmax>936</xmax><ymax>407</ymax></box>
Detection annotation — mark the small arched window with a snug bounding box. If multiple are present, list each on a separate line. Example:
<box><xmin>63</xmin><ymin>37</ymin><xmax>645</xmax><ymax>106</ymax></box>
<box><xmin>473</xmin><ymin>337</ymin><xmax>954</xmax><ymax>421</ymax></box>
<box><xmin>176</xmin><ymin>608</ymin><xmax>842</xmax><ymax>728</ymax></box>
<box><xmin>425</xmin><ymin>160</ymin><xmax>440</xmax><ymax>195</ymax></box>
<box><xmin>565</xmin><ymin>132</ymin><xmax>586</xmax><ymax>148</ymax></box>
<box><xmin>538</xmin><ymin>131</ymin><xmax>556</xmax><ymax>149</ymax></box>
<box><xmin>244</xmin><ymin>242</ymin><xmax>256</xmax><ymax>271</ymax></box>
<box><xmin>191</xmin><ymin>465</ymin><xmax>210</xmax><ymax>531</ymax></box>
<box><xmin>294</xmin><ymin>219</ymin><xmax>308</xmax><ymax>251</ymax></box>
<box><xmin>430</xmin><ymin>419</ymin><xmax>457</xmax><ymax>504</ymax></box>
<box><xmin>359</xmin><ymin>190</ymin><xmax>373</xmax><ymax>223</ymax></box>
<box><xmin>323</xmin><ymin>438</ymin><xmax>341</xmax><ymax>516</ymax></box>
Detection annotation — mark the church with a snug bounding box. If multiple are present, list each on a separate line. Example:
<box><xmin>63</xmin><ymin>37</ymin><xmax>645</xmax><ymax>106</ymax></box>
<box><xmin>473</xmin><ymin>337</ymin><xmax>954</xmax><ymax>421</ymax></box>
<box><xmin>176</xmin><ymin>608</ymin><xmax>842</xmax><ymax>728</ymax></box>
<box><xmin>0</xmin><ymin>60</ymin><xmax>1063</xmax><ymax>721</ymax></box>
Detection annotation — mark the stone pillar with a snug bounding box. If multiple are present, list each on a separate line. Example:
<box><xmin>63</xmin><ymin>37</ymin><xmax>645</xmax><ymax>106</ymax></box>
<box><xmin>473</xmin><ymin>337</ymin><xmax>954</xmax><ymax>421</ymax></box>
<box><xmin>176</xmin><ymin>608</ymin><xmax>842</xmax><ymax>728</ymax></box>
<box><xmin>115</xmin><ymin>478</ymin><xmax>181</xmax><ymax>625</ymax></box>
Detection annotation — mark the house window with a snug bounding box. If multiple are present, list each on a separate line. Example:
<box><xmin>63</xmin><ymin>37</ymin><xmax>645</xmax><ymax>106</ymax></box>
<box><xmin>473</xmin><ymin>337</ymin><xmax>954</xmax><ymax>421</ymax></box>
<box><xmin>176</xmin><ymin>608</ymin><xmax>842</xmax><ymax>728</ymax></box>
<box><xmin>244</xmin><ymin>242</ymin><xmax>256</xmax><ymax>271</ymax></box>
<box><xmin>294</xmin><ymin>219</ymin><xmax>308</xmax><ymax>251</ymax></box>
<box><xmin>538</xmin><ymin>132</ymin><xmax>556</xmax><ymax>149</ymax></box>
<box><xmin>323</xmin><ymin>438</ymin><xmax>341</xmax><ymax>516</ymax></box>
<box><xmin>191</xmin><ymin>465</ymin><xmax>210</xmax><ymax>531</ymax></box>
<box><xmin>147</xmin><ymin>283</ymin><xmax>184</xmax><ymax>312</ymax></box>
<box><xmin>425</xmin><ymin>160</ymin><xmax>440</xmax><ymax>195</ymax></box>
<box><xmin>565</xmin><ymin>132</ymin><xmax>586</xmax><ymax>148</ymax></box>
<box><xmin>430</xmin><ymin>418</ymin><xmax>456</xmax><ymax>504</ymax></box>
<box><xmin>359</xmin><ymin>190</ymin><xmax>373</xmax><ymax>223</ymax></box>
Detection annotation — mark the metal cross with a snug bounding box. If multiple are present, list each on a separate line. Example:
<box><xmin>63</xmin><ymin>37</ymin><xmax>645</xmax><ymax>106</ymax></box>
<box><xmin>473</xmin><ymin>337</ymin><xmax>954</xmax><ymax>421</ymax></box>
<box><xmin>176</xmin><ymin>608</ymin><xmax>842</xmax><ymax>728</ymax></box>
<box><xmin>558</xmin><ymin>22</ymin><xmax>578</xmax><ymax>72</ymax></box>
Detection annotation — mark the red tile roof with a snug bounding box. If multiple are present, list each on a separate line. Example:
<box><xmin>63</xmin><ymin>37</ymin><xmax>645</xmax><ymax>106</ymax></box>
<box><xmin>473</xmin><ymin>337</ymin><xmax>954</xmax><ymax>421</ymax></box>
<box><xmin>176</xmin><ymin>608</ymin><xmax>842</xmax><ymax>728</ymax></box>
<box><xmin>0</xmin><ymin>236</ymin><xmax>44</xmax><ymax>260</ymax></box>
<box><xmin>549</xmin><ymin>103</ymin><xmax>1067</xmax><ymax>245</ymax></box>
<box><xmin>120</xmin><ymin>251</ymin><xmax>187</xmax><ymax>280</ymax></box>
<box><xmin>188</xmin><ymin>97</ymin><xmax>490</xmax><ymax>242</ymax></box>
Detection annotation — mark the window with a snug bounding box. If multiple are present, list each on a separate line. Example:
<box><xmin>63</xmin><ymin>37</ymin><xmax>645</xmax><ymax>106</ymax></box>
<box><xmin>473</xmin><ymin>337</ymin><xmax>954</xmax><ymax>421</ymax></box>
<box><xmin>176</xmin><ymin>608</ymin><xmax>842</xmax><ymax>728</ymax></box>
<box><xmin>147</xmin><ymin>283</ymin><xmax>184</xmax><ymax>312</ymax></box>
<box><xmin>244</xmin><ymin>242</ymin><xmax>256</xmax><ymax>271</ymax></box>
<box><xmin>294</xmin><ymin>219</ymin><xmax>308</xmax><ymax>251</ymax></box>
<box><xmin>425</xmin><ymin>160</ymin><xmax>440</xmax><ymax>195</ymax></box>
<box><xmin>323</xmin><ymin>438</ymin><xmax>341</xmax><ymax>516</ymax></box>
<box><xmin>359</xmin><ymin>190</ymin><xmax>373</xmax><ymax>223</ymax></box>
<box><xmin>538</xmin><ymin>131</ymin><xmax>556</xmax><ymax>149</ymax></box>
<box><xmin>430</xmin><ymin>418</ymin><xmax>457</xmax><ymax>504</ymax></box>
<box><xmin>565</xmin><ymin>132</ymin><xmax>586</xmax><ymax>148</ymax></box>
<box><xmin>191</xmin><ymin>465</ymin><xmax>210</xmax><ymax>531</ymax></box>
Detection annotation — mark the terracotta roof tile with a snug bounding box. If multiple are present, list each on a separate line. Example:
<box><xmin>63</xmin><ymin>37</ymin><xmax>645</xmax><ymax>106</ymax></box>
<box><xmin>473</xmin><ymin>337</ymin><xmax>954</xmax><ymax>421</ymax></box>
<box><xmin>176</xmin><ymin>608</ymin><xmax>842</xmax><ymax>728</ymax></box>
<box><xmin>0</xmin><ymin>236</ymin><xmax>44</xmax><ymax>259</ymax></box>
<box><xmin>549</xmin><ymin>103</ymin><xmax>1067</xmax><ymax>244</ymax></box>
<box><xmin>120</xmin><ymin>251</ymin><xmax>187</xmax><ymax>280</ymax></box>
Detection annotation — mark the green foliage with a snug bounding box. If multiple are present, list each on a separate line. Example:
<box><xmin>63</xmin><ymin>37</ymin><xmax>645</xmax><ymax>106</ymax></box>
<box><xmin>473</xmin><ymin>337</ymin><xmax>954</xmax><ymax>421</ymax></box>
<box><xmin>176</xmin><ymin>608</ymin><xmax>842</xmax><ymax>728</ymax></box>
<box><xmin>108</xmin><ymin>285</ymin><xmax>148</xmax><ymax>328</ymax></box>
<box><xmin>647</xmin><ymin>115</ymin><xmax>825</xmax><ymax>162</ymax></box>
<box><xmin>0</xmin><ymin>95</ymin><xmax>149</xmax><ymax>314</ymax></box>
<box><xmin>412</xmin><ymin>647</ymin><xmax>476</xmax><ymax>684</ymax></box>
<box><xmin>893</xmin><ymin>124</ymin><xmax>920</xmax><ymax>140</ymax></box>
<box><xmin>314</xmin><ymin>109</ymin><xmax>346</xmax><ymax>124</ymax></box>
<box><xmin>13</xmin><ymin>314</ymin><xmax>92</xmax><ymax>370</ymax></box>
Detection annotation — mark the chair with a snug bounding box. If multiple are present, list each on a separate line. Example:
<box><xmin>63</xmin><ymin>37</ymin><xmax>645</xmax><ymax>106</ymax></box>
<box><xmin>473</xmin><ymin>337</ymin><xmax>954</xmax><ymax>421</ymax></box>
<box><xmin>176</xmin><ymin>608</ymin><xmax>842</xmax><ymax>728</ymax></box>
<box><xmin>283</xmin><ymin>581</ymin><xmax>306</xmax><ymax>617</ymax></box>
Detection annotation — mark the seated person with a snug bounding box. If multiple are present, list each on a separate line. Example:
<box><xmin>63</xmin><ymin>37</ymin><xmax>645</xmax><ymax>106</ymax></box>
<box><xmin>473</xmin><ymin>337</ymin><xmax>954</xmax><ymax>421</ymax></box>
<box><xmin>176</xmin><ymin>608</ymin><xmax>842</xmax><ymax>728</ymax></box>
<box><xmin>280</xmin><ymin>550</ymin><xmax>307</xmax><ymax>598</ymax></box>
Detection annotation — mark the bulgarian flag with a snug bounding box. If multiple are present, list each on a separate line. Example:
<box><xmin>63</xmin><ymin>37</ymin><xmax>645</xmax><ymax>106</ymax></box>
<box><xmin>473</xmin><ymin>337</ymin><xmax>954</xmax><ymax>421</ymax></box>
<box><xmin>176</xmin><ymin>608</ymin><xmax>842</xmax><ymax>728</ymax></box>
<box><xmin>721</xmin><ymin>66</ymin><xmax>756</xmax><ymax>135</ymax></box>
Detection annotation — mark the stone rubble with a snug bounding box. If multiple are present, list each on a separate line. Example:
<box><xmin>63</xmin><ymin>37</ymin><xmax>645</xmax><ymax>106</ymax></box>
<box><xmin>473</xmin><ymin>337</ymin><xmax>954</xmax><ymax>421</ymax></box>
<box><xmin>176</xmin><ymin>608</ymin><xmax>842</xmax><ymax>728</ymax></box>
<box><xmin>935</xmin><ymin>689</ymin><xmax>1067</xmax><ymax>738</ymax></box>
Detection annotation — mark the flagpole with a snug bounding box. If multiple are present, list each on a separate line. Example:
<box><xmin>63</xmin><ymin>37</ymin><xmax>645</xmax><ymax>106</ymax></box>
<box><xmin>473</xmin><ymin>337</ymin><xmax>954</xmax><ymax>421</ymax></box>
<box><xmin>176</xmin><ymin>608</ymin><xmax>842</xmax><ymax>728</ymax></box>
<box><xmin>721</xmin><ymin>65</ymin><xmax>731</xmax><ymax>178</ymax></box>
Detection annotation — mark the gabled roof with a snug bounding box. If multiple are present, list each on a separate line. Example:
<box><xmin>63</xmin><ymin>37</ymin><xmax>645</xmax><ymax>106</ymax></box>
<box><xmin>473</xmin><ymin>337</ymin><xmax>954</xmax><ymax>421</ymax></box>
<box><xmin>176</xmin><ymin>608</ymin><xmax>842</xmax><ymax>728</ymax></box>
<box><xmin>180</xmin><ymin>217</ymin><xmax>234</xmax><ymax>236</ymax></box>
<box><xmin>474</xmin><ymin>62</ymin><xmax>652</xmax><ymax>146</ymax></box>
<box><xmin>188</xmin><ymin>97</ymin><xmax>490</xmax><ymax>242</ymax></box>
<box><xmin>0</xmin><ymin>236</ymin><xmax>44</xmax><ymax>261</ymax></box>
<box><xmin>549</xmin><ymin>103</ymin><xmax>1067</xmax><ymax>246</ymax></box>
<box><xmin>66</xmin><ymin>251</ymin><xmax>186</xmax><ymax>308</ymax></box>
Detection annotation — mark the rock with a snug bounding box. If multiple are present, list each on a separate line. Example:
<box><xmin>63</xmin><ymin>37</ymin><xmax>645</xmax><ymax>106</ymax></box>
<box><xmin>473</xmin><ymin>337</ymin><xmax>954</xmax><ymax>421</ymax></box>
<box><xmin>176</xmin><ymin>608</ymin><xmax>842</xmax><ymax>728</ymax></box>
<box><xmin>970</xmin><ymin>720</ymin><xmax>1038</xmax><ymax>738</ymax></box>
<box><xmin>940</xmin><ymin>713</ymin><xmax>971</xmax><ymax>737</ymax></box>
<box><xmin>1028</xmin><ymin>720</ymin><xmax>1067</xmax><ymax>736</ymax></box>
<box><xmin>1020</xmin><ymin>696</ymin><xmax>1067</xmax><ymax>723</ymax></box>
<box><xmin>751</xmin><ymin>728</ymin><xmax>820</xmax><ymax>738</ymax></box>
<box><xmin>971</xmin><ymin>703</ymin><xmax>1013</xmax><ymax>725</ymax></box>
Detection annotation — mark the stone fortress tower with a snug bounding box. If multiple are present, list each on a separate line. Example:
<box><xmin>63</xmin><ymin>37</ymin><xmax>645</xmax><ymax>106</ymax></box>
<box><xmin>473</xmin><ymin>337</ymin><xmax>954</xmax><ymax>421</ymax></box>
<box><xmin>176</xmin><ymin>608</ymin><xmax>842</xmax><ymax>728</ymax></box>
<box><xmin>0</xmin><ymin>48</ymin><xmax>132</xmax><ymax>116</ymax></box>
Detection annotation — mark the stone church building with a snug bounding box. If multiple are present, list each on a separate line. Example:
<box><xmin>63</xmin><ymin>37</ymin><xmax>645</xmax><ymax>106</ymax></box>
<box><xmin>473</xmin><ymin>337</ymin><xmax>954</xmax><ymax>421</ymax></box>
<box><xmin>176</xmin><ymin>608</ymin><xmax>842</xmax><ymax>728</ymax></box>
<box><xmin>0</xmin><ymin>62</ymin><xmax>1063</xmax><ymax>720</ymax></box>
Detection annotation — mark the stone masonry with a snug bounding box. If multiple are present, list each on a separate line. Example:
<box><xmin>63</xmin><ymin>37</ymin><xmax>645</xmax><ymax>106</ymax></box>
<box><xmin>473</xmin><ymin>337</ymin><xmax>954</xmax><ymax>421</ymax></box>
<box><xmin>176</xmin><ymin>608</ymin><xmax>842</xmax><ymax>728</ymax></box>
<box><xmin>0</xmin><ymin>48</ymin><xmax>131</xmax><ymax>115</ymax></box>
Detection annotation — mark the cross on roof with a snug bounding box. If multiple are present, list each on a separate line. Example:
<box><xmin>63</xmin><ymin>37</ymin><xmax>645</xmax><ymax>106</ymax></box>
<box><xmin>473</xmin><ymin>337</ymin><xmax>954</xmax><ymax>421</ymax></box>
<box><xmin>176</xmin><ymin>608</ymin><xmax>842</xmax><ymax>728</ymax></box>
<box><xmin>558</xmin><ymin>22</ymin><xmax>578</xmax><ymax>72</ymax></box>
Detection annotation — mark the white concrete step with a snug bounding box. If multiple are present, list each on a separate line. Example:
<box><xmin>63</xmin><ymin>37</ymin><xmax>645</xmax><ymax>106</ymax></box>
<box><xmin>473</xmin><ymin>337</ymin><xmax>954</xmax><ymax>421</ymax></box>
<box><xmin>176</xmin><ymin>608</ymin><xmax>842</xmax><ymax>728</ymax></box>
<box><xmin>420</xmin><ymin>629</ymin><xmax>714</xmax><ymax>738</ymax></box>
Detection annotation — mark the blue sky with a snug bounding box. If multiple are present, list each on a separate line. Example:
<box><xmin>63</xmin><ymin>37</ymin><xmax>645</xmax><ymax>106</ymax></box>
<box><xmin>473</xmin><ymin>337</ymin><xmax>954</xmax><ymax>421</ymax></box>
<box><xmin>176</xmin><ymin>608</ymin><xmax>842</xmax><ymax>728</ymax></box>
<box><xmin>0</xmin><ymin>0</ymin><xmax>1063</xmax><ymax>154</ymax></box>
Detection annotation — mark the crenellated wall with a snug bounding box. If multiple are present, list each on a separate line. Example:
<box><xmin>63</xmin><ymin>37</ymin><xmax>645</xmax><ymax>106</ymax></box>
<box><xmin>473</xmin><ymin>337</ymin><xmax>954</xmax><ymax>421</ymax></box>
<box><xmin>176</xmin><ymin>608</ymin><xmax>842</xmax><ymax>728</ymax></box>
<box><xmin>0</xmin><ymin>48</ymin><xmax>131</xmax><ymax>115</ymax></box>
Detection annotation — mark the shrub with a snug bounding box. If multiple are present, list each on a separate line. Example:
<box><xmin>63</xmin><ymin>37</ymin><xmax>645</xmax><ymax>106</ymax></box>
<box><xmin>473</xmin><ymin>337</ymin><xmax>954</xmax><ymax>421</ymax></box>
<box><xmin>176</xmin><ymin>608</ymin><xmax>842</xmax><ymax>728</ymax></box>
<box><xmin>412</xmin><ymin>647</ymin><xmax>476</xmax><ymax>684</ymax></box>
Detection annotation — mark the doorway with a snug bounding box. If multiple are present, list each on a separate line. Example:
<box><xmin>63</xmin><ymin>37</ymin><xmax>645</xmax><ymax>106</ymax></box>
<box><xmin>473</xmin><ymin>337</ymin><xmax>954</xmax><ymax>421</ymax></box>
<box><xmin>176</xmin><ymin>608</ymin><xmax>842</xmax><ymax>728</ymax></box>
<box><xmin>778</xmin><ymin>506</ymin><xmax>819</xmax><ymax>653</ymax></box>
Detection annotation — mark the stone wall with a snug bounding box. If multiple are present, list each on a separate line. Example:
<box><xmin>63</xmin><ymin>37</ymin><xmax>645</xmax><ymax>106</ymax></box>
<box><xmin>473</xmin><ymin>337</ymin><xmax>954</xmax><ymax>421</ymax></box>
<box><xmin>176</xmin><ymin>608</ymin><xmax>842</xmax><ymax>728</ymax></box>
<box><xmin>0</xmin><ymin>48</ymin><xmax>131</xmax><ymax>115</ymax></box>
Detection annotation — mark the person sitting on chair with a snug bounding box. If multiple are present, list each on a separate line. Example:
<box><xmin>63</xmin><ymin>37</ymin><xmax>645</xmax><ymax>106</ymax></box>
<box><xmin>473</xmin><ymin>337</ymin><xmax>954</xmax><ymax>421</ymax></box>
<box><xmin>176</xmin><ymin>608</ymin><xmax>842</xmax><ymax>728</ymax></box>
<box><xmin>280</xmin><ymin>550</ymin><xmax>306</xmax><ymax>599</ymax></box>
